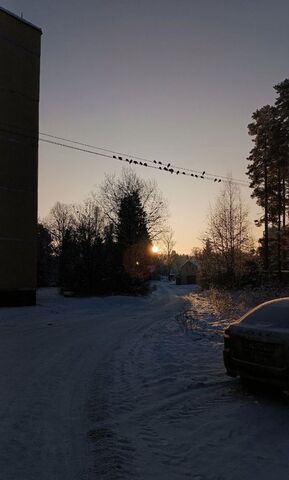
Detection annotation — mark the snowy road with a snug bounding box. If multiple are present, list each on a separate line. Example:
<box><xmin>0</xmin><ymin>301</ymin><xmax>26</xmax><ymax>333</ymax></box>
<box><xmin>0</xmin><ymin>282</ymin><xmax>289</xmax><ymax>480</ymax></box>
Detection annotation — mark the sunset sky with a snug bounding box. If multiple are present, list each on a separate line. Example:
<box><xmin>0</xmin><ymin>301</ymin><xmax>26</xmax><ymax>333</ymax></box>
<box><xmin>3</xmin><ymin>0</ymin><xmax>289</xmax><ymax>252</ymax></box>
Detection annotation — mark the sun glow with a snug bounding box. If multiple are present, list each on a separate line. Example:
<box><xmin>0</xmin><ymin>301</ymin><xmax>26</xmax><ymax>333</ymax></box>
<box><xmin>152</xmin><ymin>244</ymin><xmax>159</xmax><ymax>254</ymax></box>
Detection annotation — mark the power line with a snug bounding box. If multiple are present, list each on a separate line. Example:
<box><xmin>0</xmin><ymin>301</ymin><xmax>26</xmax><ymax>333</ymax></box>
<box><xmin>0</xmin><ymin>120</ymin><xmax>249</xmax><ymax>184</ymax></box>
<box><xmin>39</xmin><ymin>138</ymin><xmax>113</xmax><ymax>160</ymax></box>
<box><xmin>0</xmin><ymin>121</ymin><xmax>250</xmax><ymax>187</ymax></box>
<box><xmin>0</xmin><ymin>120</ymin><xmax>249</xmax><ymax>185</ymax></box>
<box><xmin>40</xmin><ymin>137</ymin><xmax>248</xmax><ymax>187</ymax></box>
<box><xmin>39</xmin><ymin>130</ymin><xmax>249</xmax><ymax>186</ymax></box>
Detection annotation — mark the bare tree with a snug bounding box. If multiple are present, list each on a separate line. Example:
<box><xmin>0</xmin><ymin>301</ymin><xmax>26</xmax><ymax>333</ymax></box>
<box><xmin>72</xmin><ymin>196</ymin><xmax>104</xmax><ymax>244</ymax></box>
<box><xmin>161</xmin><ymin>228</ymin><xmax>176</xmax><ymax>278</ymax></box>
<box><xmin>97</xmin><ymin>168</ymin><xmax>168</xmax><ymax>240</ymax></box>
<box><xmin>44</xmin><ymin>201</ymin><xmax>74</xmax><ymax>253</ymax></box>
<box><xmin>206</xmin><ymin>180</ymin><xmax>253</xmax><ymax>285</ymax></box>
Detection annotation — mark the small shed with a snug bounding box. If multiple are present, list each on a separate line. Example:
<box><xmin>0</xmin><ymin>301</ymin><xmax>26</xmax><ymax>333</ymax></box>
<box><xmin>176</xmin><ymin>260</ymin><xmax>198</xmax><ymax>285</ymax></box>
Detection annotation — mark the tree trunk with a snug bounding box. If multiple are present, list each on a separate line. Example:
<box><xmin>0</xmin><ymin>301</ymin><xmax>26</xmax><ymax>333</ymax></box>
<box><xmin>264</xmin><ymin>145</ymin><xmax>269</xmax><ymax>273</ymax></box>
<box><xmin>277</xmin><ymin>163</ymin><xmax>282</xmax><ymax>280</ymax></box>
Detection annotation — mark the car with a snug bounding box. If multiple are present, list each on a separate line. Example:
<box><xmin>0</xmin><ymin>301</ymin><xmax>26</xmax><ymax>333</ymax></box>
<box><xmin>223</xmin><ymin>297</ymin><xmax>289</xmax><ymax>388</ymax></box>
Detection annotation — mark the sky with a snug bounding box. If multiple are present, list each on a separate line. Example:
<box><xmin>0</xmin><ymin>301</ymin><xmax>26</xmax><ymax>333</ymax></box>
<box><xmin>3</xmin><ymin>0</ymin><xmax>289</xmax><ymax>252</ymax></box>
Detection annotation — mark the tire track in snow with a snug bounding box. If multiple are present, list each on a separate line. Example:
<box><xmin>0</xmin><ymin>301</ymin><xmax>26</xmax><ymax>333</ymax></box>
<box><xmin>86</xmin><ymin>283</ymin><xmax>289</xmax><ymax>480</ymax></box>
<box><xmin>87</xmin><ymin>285</ymin><xmax>238</xmax><ymax>479</ymax></box>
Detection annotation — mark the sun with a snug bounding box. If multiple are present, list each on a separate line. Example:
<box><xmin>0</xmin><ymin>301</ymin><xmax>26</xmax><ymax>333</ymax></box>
<box><xmin>152</xmin><ymin>244</ymin><xmax>159</xmax><ymax>254</ymax></box>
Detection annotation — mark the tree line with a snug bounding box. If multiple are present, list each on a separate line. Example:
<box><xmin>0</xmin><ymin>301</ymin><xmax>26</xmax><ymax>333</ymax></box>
<box><xmin>38</xmin><ymin>169</ymin><xmax>168</xmax><ymax>295</ymax></box>
<box><xmin>247</xmin><ymin>79</ymin><xmax>289</xmax><ymax>278</ymax></box>
<box><xmin>38</xmin><ymin>78</ymin><xmax>289</xmax><ymax>294</ymax></box>
<box><xmin>196</xmin><ymin>78</ymin><xmax>289</xmax><ymax>288</ymax></box>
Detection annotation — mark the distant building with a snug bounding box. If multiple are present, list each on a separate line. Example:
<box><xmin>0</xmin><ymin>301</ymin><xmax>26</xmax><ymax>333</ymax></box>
<box><xmin>176</xmin><ymin>260</ymin><xmax>198</xmax><ymax>285</ymax></box>
<box><xmin>0</xmin><ymin>7</ymin><xmax>42</xmax><ymax>306</ymax></box>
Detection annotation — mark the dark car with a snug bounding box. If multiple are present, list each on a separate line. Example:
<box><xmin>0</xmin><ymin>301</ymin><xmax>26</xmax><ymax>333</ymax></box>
<box><xmin>224</xmin><ymin>298</ymin><xmax>289</xmax><ymax>388</ymax></box>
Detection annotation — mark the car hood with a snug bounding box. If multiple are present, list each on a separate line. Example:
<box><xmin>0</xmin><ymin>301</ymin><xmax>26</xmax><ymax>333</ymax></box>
<box><xmin>231</xmin><ymin>297</ymin><xmax>289</xmax><ymax>333</ymax></box>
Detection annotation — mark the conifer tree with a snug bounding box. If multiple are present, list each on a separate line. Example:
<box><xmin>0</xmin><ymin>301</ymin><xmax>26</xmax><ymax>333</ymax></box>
<box><xmin>247</xmin><ymin>93</ymin><xmax>289</xmax><ymax>276</ymax></box>
<box><xmin>116</xmin><ymin>190</ymin><xmax>152</xmax><ymax>292</ymax></box>
<box><xmin>274</xmin><ymin>79</ymin><xmax>289</xmax><ymax>230</ymax></box>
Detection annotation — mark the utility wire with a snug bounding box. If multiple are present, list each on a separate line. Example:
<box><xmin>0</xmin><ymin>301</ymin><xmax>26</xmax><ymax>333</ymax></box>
<box><xmin>40</xmin><ymin>137</ymin><xmax>249</xmax><ymax>186</ymax></box>
<box><xmin>0</xmin><ymin>120</ymin><xmax>249</xmax><ymax>184</ymax></box>
<box><xmin>0</xmin><ymin>121</ymin><xmax>250</xmax><ymax>187</ymax></box>
<box><xmin>39</xmin><ymin>131</ymin><xmax>249</xmax><ymax>186</ymax></box>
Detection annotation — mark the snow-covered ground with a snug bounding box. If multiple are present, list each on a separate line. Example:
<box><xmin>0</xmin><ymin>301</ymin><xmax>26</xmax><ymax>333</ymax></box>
<box><xmin>0</xmin><ymin>281</ymin><xmax>288</xmax><ymax>480</ymax></box>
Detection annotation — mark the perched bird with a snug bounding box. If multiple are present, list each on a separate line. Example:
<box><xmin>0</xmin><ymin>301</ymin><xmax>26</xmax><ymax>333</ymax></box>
<box><xmin>167</xmin><ymin>163</ymin><xmax>171</xmax><ymax>168</ymax></box>
<box><xmin>113</xmin><ymin>155</ymin><xmax>117</xmax><ymax>159</ymax></box>
<box><xmin>169</xmin><ymin>169</ymin><xmax>174</xmax><ymax>173</ymax></box>
<box><xmin>129</xmin><ymin>159</ymin><xmax>133</xmax><ymax>164</ymax></box>
<box><xmin>176</xmin><ymin>171</ymin><xmax>180</xmax><ymax>175</ymax></box>
<box><xmin>182</xmin><ymin>172</ymin><xmax>186</xmax><ymax>175</ymax></box>
<box><xmin>164</xmin><ymin>167</ymin><xmax>168</xmax><ymax>171</ymax></box>
<box><xmin>144</xmin><ymin>162</ymin><xmax>148</xmax><ymax>167</ymax></box>
<box><xmin>195</xmin><ymin>174</ymin><xmax>198</xmax><ymax>178</ymax></box>
<box><xmin>191</xmin><ymin>174</ymin><xmax>194</xmax><ymax>177</ymax></box>
<box><xmin>139</xmin><ymin>161</ymin><xmax>143</xmax><ymax>165</ymax></box>
<box><xmin>158</xmin><ymin>161</ymin><xmax>162</xmax><ymax>165</ymax></box>
<box><xmin>118</xmin><ymin>156</ymin><xmax>122</xmax><ymax>160</ymax></box>
<box><xmin>133</xmin><ymin>160</ymin><xmax>138</xmax><ymax>164</ymax></box>
<box><xmin>159</xmin><ymin>166</ymin><xmax>162</xmax><ymax>170</ymax></box>
<box><xmin>218</xmin><ymin>179</ymin><xmax>222</xmax><ymax>183</ymax></box>
<box><xmin>214</xmin><ymin>178</ymin><xmax>217</xmax><ymax>182</ymax></box>
<box><xmin>202</xmin><ymin>171</ymin><xmax>205</xmax><ymax>175</ymax></box>
<box><xmin>153</xmin><ymin>160</ymin><xmax>157</xmax><ymax>164</ymax></box>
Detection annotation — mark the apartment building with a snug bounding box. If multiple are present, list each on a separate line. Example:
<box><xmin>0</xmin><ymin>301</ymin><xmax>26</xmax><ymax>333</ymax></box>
<box><xmin>0</xmin><ymin>7</ymin><xmax>41</xmax><ymax>306</ymax></box>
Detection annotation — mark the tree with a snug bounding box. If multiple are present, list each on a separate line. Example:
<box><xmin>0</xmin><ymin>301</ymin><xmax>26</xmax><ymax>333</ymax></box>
<box><xmin>274</xmin><ymin>79</ymin><xmax>289</xmax><ymax>269</ymax></box>
<box><xmin>161</xmin><ymin>228</ymin><xmax>176</xmax><ymax>278</ymax></box>
<box><xmin>102</xmin><ymin>223</ymin><xmax>119</xmax><ymax>292</ymax></box>
<box><xmin>274</xmin><ymin>79</ymin><xmax>289</xmax><ymax>134</ymax></box>
<box><xmin>98</xmin><ymin>168</ymin><xmax>168</xmax><ymax>240</ymax></box>
<box><xmin>205</xmin><ymin>180</ymin><xmax>252</xmax><ymax>286</ymax></box>
<box><xmin>71</xmin><ymin>197</ymin><xmax>104</xmax><ymax>294</ymax></box>
<box><xmin>247</xmin><ymin>103</ymin><xmax>289</xmax><ymax>276</ymax></box>
<box><xmin>44</xmin><ymin>198</ymin><xmax>105</xmax><ymax>294</ymax></box>
<box><xmin>44</xmin><ymin>201</ymin><xmax>74</xmax><ymax>254</ymax></box>
<box><xmin>37</xmin><ymin>223</ymin><xmax>53</xmax><ymax>287</ymax></box>
<box><xmin>116</xmin><ymin>189</ymin><xmax>152</xmax><ymax>292</ymax></box>
<box><xmin>43</xmin><ymin>169</ymin><xmax>168</xmax><ymax>295</ymax></box>
<box><xmin>196</xmin><ymin>238</ymin><xmax>217</xmax><ymax>288</ymax></box>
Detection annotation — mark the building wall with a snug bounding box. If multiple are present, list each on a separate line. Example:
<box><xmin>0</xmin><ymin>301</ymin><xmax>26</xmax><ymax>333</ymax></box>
<box><xmin>0</xmin><ymin>8</ymin><xmax>41</xmax><ymax>306</ymax></box>
<box><xmin>176</xmin><ymin>261</ymin><xmax>198</xmax><ymax>285</ymax></box>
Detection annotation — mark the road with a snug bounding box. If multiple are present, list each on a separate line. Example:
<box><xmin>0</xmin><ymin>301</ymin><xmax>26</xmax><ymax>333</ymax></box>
<box><xmin>0</xmin><ymin>282</ymin><xmax>289</xmax><ymax>480</ymax></box>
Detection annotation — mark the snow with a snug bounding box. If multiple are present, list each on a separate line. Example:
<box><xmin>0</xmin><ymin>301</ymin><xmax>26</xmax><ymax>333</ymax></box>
<box><xmin>0</xmin><ymin>281</ymin><xmax>289</xmax><ymax>479</ymax></box>
<box><xmin>240</xmin><ymin>297</ymin><xmax>289</xmax><ymax>329</ymax></box>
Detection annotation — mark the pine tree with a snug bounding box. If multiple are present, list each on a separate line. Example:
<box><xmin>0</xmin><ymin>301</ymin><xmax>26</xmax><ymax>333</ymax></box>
<box><xmin>116</xmin><ymin>190</ymin><xmax>151</xmax><ymax>292</ymax></box>
<box><xmin>274</xmin><ymin>79</ymin><xmax>289</xmax><ymax>237</ymax></box>
<box><xmin>274</xmin><ymin>79</ymin><xmax>289</xmax><ymax>133</ymax></box>
<box><xmin>247</xmin><ymin>104</ymin><xmax>288</xmax><ymax>276</ymax></box>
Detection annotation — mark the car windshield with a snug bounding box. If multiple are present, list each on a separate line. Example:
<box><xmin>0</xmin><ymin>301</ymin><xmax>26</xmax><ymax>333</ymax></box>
<box><xmin>241</xmin><ymin>298</ymin><xmax>289</xmax><ymax>329</ymax></box>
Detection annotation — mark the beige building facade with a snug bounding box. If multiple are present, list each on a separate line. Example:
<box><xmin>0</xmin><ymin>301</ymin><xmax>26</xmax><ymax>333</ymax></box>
<box><xmin>0</xmin><ymin>7</ymin><xmax>41</xmax><ymax>306</ymax></box>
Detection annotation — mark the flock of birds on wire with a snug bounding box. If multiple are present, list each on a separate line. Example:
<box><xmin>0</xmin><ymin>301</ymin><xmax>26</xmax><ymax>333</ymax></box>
<box><xmin>0</xmin><ymin>121</ymin><xmax>249</xmax><ymax>188</ymax></box>
<box><xmin>112</xmin><ymin>155</ymin><xmax>222</xmax><ymax>182</ymax></box>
